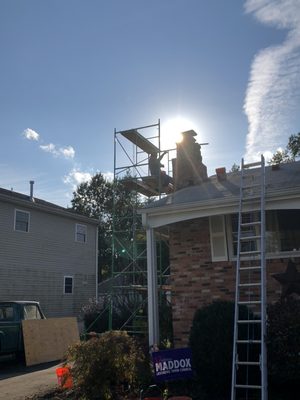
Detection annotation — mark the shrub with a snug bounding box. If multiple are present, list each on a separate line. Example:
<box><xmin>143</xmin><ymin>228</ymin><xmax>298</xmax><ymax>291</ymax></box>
<box><xmin>189</xmin><ymin>301</ymin><xmax>253</xmax><ymax>400</ymax></box>
<box><xmin>67</xmin><ymin>330</ymin><xmax>145</xmax><ymax>399</ymax></box>
<box><xmin>81</xmin><ymin>295</ymin><xmax>148</xmax><ymax>335</ymax></box>
<box><xmin>267</xmin><ymin>297</ymin><xmax>300</xmax><ymax>394</ymax></box>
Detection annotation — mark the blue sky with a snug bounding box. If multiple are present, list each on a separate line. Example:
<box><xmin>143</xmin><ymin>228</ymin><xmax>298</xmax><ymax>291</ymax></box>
<box><xmin>1</xmin><ymin>0</ymin><xmax>300</xmax><ymax>207</ymax></box>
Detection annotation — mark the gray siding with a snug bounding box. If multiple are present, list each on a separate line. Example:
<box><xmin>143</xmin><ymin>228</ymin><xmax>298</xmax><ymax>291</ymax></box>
<box><xmin>0</xmin><ymin>200</ymin><xmax>97</xmax><ymax>318</ymax></box>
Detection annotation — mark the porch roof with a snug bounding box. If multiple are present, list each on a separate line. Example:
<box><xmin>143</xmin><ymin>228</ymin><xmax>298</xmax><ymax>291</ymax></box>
<box><xmin>140</xmin><ymin>161</ymin><xmax>300</xmax><ymax>228</ymax></box>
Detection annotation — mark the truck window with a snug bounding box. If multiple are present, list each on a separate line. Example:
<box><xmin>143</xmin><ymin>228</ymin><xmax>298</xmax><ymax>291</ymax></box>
<box><xmin>23</xmin><ymin>304</ymin><xmax>42</xmax><ymax>320</ymax></box>
<box><xmin>0</xmin><ymin>306</ymin><xmax>15</xmax><ymax>321</ymax></box>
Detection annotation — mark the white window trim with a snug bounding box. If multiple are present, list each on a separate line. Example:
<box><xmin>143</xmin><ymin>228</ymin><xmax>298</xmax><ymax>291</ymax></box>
<box><xmin>63</xmin><ymin>276</ymin><xmax>74</xmax><ymax>295</ymax></box>
<box><xmin>14</xmin><ymin>209</ymin><xmax>30</xmax><ymax>233</ymax></box>
<box><xmin>75</xmin><ymin>223</ymin><xmax>87</xmax><ymax>243</ymax></box>
<box><xmin>209</xmin><ymin>215</ymin><xmax>228</xmax><ymax>262</ymax></box>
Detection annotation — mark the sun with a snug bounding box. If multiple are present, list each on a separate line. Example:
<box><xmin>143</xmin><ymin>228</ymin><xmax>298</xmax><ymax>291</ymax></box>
<box><xmin>161</xmin><ymin>116</ymin><xmax>197</xmax><ymax>150</ymax></box>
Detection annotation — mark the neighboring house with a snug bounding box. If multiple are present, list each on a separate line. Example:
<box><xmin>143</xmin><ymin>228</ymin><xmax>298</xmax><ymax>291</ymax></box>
<box><xmin>140</xmin><ymin>131</ymin><xmax>300</xmax><ymax>347</ymax></box>
<box><xmin>0</xmin><ymin>184</ymin><xmax>99</xmax><ymax>318</ymax></box>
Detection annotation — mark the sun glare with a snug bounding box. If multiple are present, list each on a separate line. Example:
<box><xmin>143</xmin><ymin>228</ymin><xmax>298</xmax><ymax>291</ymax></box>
<box><xmin>161</xmin><ymin>117</ymin><xmax>197</xmax><ymax>150</ymax></box>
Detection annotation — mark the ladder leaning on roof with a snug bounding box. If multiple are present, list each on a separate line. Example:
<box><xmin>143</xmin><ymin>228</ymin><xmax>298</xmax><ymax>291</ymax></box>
<box><xmin>231</xmin><ymin>155</ymin><xmax>268</xmax><ymax>400</ymax></box>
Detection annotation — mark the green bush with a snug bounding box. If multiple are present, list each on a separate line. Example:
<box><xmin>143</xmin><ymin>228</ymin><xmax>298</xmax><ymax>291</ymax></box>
<box><xmin>67</xmin><ymin>330</ymin><xmax>145</xmax><ymax>399</ymax></box>
<box><xmin>267</xmin><ymin>297</ymin><xmax>300</xmax><ymax>397</ymax></box>
<box><xmin>189</xmin><ymin>299</ymin><xmax>300</xmax><ymax>399</ymax></box>
<box><xmin>189</xmin><ymin>301</ymin><xmax>253</xmax><ymax>400</ymax></box>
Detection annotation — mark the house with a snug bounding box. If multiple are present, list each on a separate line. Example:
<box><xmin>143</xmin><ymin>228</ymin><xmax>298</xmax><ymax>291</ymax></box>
<box><xmin>140</xmin><ymin>131</ymin><xmax>300</xmax><ymax>347</ymax></box>
<box><xmin>0</xmin><ymin>183</ymin><xmax>99</xmax><ymax>318</ymax></box>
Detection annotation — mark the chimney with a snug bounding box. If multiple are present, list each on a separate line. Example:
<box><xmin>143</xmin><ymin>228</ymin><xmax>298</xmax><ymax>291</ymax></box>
<box><xmin>216</xmin><ymin>167</ymin><xmax>227</xmax><ymax>181</ymax></box>
<box><xmin>29</xmin><ymin>180</ymin><xmax>34</xmax><ymax>201</ymax></box>
<box><xmin>173</xmin><ymin>130</ymin><xmax>208</xmax><ymax>190</ymax></box>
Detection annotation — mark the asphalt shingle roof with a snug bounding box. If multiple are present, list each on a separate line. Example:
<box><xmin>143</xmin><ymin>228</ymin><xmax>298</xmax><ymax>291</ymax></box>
<box><xmin>144</xmin><ymin>161</ymin><xmax>300</xmax><ymax>210</ymax></box>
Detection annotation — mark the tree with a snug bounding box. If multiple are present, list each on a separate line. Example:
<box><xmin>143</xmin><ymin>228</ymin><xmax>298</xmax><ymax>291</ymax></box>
<box><xmin>287</xmin><ymin>132</ymin><xmax>300</xmax><ymax>159</ymax></box>
<box><xmin>71</xmin><ymin>173</ymin><xmax>143</xmax><ymax>280</ymax></box>
<box><xmin>269</xmin><ymin>132</ymin><xmax>300</xmax><ymax>165</ymax></box>
<box><xmin>230</xmin><ymin>163</ymin><xmax>240</xmax><ymax>172</ymax></box>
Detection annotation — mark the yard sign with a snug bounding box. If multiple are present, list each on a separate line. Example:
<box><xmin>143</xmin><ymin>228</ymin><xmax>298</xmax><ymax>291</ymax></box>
<box><xmin>152</xmin><ymin>348</ymin><xmax>193</xmax><ymax>382</ymax></box>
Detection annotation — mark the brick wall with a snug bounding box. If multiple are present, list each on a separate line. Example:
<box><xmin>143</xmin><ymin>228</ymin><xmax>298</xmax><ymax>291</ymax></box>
<box><xmin>169</xmin><ymin>216</ymin><xmax>297</xmax><ymax>347</ymax></box>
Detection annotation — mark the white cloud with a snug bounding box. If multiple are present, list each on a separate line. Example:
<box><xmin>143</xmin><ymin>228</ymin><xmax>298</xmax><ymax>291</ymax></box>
<box><xmin>40</xmin><ymin>143</ymin><xmax>57</xmax><ymax>155</ymax></box>
<box><xmin>40</xmin><ymin>143</ymin><xmax>75</xmax><ymax>159</ymax></box>
<box><xmin>60</xmin><ymin>146</ymin><xmax>75</xmax><ymax>159</ymax></box>
<box><xmin>63</xmin><ymin>168</ymin><xmax>92</xmax><ymax>189</ymax></box>
<box><xmin>103</xmin><ymin>171</ymin><xmax>114</xmax><ymax>181</ymax></box>
<box><xmin>22</xmin><ymin>128</ymin><xmax>40</xmax><ymax>141</ymax></box>
<box><xmin>244</xmin><ymin>0</ymin><xmax>300</xmax><ymax>161</ymax></box>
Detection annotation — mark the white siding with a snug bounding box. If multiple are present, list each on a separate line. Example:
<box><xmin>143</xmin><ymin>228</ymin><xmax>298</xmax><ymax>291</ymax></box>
<box><xmin>0</xmin><ymin>200</ymin><xmax>97</xmax><ymax>318</ymax></box>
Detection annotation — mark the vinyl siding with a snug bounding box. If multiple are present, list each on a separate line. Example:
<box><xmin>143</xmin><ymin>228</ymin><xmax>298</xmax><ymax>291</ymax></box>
<box><xmin>0</xmin><ymin>200</ymin><xmax>97</xmax><ymax>318</ymax></box>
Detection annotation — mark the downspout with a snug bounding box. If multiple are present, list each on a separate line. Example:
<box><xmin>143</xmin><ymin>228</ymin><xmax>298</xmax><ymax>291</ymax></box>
<box><xmin>95</xmin><ymin>224</ymin><xmax>99</xmax><ymax>301</ymax></box>
<box><xmin>143</xmin><ymin>213</ymin><xmax>160</xmax><ymax>347</ymax></box>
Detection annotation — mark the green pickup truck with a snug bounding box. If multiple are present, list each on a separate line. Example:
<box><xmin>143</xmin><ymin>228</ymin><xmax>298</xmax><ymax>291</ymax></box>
<box><xmin>0</xmin><ymin>301</ymin><xmax>45</xmax><ymax>359</ymax></box>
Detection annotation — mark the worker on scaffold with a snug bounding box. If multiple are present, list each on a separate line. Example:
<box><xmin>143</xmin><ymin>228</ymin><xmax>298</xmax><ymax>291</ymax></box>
<box><xmin>149</xmin><ymin>151</ymin><xmax>172</xmax><ymax>188</ymax></box>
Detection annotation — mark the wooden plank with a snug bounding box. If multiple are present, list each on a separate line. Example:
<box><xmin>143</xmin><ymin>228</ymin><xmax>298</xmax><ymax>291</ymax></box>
<box><xmin>22</xmin><ymin>317</ymin><xmax>79</xmax><ymax>366</ymax></box>
<box><xmin>120</xmin><ymin>130</ymin><xmax>159</xmax><ymax>154</ymax></box>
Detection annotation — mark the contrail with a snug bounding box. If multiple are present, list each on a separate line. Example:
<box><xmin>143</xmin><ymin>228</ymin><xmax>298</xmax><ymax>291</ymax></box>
<box><xmin>244</xmin><ymin>0</ymin><xmax>300</xmax><ymax>161</ymax></box>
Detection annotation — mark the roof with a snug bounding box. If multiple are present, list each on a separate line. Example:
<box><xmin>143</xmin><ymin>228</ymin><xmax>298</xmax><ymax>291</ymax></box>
<box><xmin>140</xmin><ymin>161</ymin><xmax>300</xmax><ymax>228</ymax></box>
<box><xmin>0</xmin><ymin>301</ymin><xmax>40</xmax><ymax>305</ymax></box>
<box><xmin>0</xmin><ymin>187</ymin><xmax>99</xmax><ymax>225</ymax></box>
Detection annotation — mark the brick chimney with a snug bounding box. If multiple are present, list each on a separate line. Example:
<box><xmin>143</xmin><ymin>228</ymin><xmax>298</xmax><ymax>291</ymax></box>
<box><xmin>173</xmin><ymin>130</ymin><xmax>208</xmax><ymax>190</ymax></box>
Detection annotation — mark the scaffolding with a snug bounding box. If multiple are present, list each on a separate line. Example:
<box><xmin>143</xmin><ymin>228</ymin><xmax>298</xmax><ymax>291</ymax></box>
<box><xmin>108</xmin><ymin>120</ymin><xmax>174</xmax><ymax>337</ymax></box>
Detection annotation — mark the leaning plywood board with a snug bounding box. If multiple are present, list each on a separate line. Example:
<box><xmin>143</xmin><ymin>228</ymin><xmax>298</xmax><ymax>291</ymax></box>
<box><xmin>22</xmin><ymin>317</ymin><xmax>80</xmax><ymax>366</ymax></box>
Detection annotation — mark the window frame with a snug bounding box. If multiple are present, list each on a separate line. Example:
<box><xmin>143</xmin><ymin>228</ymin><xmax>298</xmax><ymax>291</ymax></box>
<box><xmin>14</xmin><ymin>209</ymin><xmax>30</xmax><ymax>233</ymax></box>
<box><xmin>63</xmin><ymin>276</ymin><xmax>74</xmax><ymax>295</ymax></box>
<box><xmin>75</xmin><ymin>223</ymin><xmax>87</xmax><ymax>243</ymax></box>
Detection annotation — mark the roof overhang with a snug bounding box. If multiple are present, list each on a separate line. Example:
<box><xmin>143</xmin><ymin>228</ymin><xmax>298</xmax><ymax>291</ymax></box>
<box><xmin>140</xmin><ymin>187</ymin><xmax>300</xmax><ymax>229</ymax></box>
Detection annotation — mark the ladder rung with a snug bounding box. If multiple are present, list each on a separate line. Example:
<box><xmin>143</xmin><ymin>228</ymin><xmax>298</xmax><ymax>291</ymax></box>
<box><xmin>238</xmin><ymin>282</ymin><xmax>261</xmax><ymax>287</ymax></box>
<box><xmin>238</xmin><ymin>319</ymin><xmax>261</xmax><ymax>324</ymax></box>
<box><xmin>240</xmin><ymin>235</ymin><xmax>261</xmax><ymax>241</ymax></box>
<box><xmin>238</xmin><ymin>300</ymin><xmax>261</xmax><ymax>305</ymax></box>
<box><xmin>237</xmin><ymin>340</ymin><xmax>261</xmax><ymax>344</ymax></box>
<box><xmin>243</xmin><ymin>161</ymin><xmax>262</xmax><ymax>168</ymax></box>
<box><xmin>242</xmin><ymin>184</ymin><xmax>261</xmax><ymax>189</ymax></box>
<box><xmin>235</xmin><ymin>384</ymin><xmax>262</xmax><ymax>389</ymax></box>
<box><xmin>240</xmin><ymin>265</ymin><xmax>261</xmax><ymax>271</ymax></box>
<box><xmin>242</xmin><ymin>195</ymin><xmax>261</xmax><ymax>201</ymax></box>
<box><xmin>240</xmin><ymin>250</ymin><xmax>261</xmax><ymax>256</ymax></box>
<box><xmin>236</xmin><ymin>361</ymin><xmax>260</xmax><ymax>366</ymax></box>
<box><xmin>241</xmin><ymin>221</ymin><xmax>261</xmax><ymax>227</ymax></box>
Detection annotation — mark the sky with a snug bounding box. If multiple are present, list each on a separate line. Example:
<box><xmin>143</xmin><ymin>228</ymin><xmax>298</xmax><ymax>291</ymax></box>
<box><xmin>1</xmin><ymin>0</ymin><xmax>300</xmax><ymax>207</ymax></box>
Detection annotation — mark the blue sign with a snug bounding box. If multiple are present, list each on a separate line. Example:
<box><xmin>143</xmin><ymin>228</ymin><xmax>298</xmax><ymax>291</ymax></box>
<box><xmin>152</xmin><ymin>348</ymin><xmax>193</xmax><ymax>382</ymax></box>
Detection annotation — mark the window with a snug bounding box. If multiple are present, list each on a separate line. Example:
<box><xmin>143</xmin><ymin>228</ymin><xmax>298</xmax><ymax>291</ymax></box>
<box><xmin>64</xmin><ymin>276</ymin><xmax>74</xmax><ymax>294</ymax></box>
<box><xmin>15</xmin><ymin>210</ymin><xmax>30</xmax><ymax>232</ymax></box>
<box><xmin>209</xmin><ymin>215</ymin><xmax>228</xmax><ymax>261</ymax></box>
<box><xmin>228</xmin><ymin>209</ymin><xmax>300</xmax><ymax>257</ymax></box>
<box><xmin>0</xmin><ymin>305</ymin><xmax>15</xmax><ymax>321</ymax></box>
<box><xmin>23</xmin><ymin>304</ymin><xmax>43</xmax><ymax>320</ymax></box>
<box><xmin>266</xmin><ymin>210</ymin><xmax>300</xmax><ymax>253</ymax></box>
<box><xmin>230</xmin><ymin>212</ymin><xmax>260</xmax><ymax>256</ymax></box>
<box><xmin>75</xmin><ymin>224</ymin><xmax>87</xmax><ymax>243</ymax></box>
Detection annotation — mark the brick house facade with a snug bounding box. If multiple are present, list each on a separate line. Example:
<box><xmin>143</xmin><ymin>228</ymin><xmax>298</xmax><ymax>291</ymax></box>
<box><xmin>169</xmin><ymin>217</ymin><xmax>293</xmax><ymax>347</ymax></box>
<box><xmin>141</xmin><ymin>131</ymin><xmax>300</xmax><ymax>346</ymax></box>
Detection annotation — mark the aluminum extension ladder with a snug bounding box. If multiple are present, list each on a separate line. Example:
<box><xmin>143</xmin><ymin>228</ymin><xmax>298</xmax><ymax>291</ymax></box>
<box><xmin>231</xmin><ymin>155</ymin><xmax>267</xmax><ymax>400</ymax></box>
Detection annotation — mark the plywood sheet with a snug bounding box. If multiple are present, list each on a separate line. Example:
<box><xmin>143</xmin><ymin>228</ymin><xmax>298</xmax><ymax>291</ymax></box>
<box><xmin>22</xmin><ymin>317</ymin><xmax>80</xmax><ymax>366</ymax></box>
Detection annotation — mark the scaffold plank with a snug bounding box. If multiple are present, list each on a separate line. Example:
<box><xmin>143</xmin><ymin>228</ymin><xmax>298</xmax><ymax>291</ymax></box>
<box><xmin>120</xmin><ymin>129</ymin><xmax>159</xmax><ymax>154</ymax></box>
